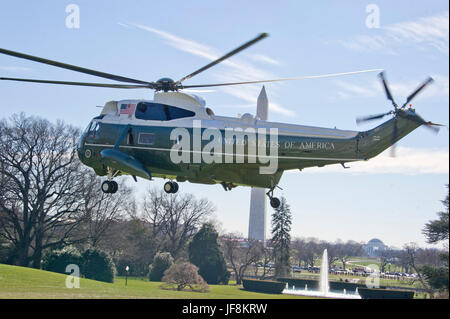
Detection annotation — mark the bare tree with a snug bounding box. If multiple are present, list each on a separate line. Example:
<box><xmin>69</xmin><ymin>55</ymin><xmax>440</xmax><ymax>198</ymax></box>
<box><xmin>335</xmin><ymin>240</ymin><xmax>363</xmax><ymax>270</ymax></box>
<box><xmin>379</xmin><ymin>249</ymin><xmax>396</xmax><ymax>273</ymax></box>
<box><xmin>403</xmin><ymin>243</ymin><xmax>434</xmax><ymax>297</ymax></box>
<box><xmin>140</xmin><ymin>188</ymin><xmax>214</xmax><ymax>258</ymax></box>
<box><xmin>79</xmin><ymin>173</ymin><xmax>133</xmax><ymax>247</ymax></box>
<box><xmin>324</xmin><ymin>241</ymin><xmax>340</xmax><ymax>268</ymax></box>
<box><xmin>258</xmin><ymin>243</ymin><xmax>274</xmax><ymax>279</ymax></box>
<box><xmin>292</xmin><ymin>237</ymin><xmax>322</xmax><ymax>268</ymax></box>
<box><xmin>0</xmin><ymin>114</ymin><xmax>85</xmax><ymax>268</ymax></box>
<box><xmin>221</xmin><ymin>233</ymin><xmax>263</xmax><ymax>284</ymax></box>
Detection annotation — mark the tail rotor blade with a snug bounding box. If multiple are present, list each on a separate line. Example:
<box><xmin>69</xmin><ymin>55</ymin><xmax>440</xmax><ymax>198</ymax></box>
<box><xmin>401</xmin><ymin>77</ymin><xmax>434</xmax><ymax>108</ymax></box>
<box><xmin>356</xmin><ymin>111</ymin><xmax>393</xmax><ymax>125</ymax></box>
<box><xmin>404</xmin><ymin>116</ymin><xmax>442</xmax><ymax>135</ymax></box>
<box><xmin>390</xmin><ymin>143</ymin><xmax>397</xmax><ymax>157</ymax></box>
<box><xmin>423</xmin><ymin>122</ymin><xmax>442</xmax><ymax>135</ymax></box>
<box><xmin>390</xmin><ymin>118</ymin><xmax>398</xmax><ymax>157</ymax></box>
<box><xmin>378</xmin><ymin>71</ymin><xmax>397</xmax><ymax>109</ymax></box>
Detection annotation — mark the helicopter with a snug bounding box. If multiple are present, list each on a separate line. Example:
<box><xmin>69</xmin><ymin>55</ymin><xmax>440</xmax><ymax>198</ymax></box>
<box><xmin>0</xmin><ymin>33</ymin><xmax>442</xmax><ymax>208</ymax></box>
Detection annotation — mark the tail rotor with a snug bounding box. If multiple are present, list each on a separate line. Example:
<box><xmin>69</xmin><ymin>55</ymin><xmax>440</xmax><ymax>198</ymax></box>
<box><xmin>356</xmin><ymin>71</ymin><xmax>441</xmax><ymax>157</ymax></box>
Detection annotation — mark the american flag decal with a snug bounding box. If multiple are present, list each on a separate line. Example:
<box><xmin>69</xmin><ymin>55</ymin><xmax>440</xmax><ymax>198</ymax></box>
<box><xmin>120</xmin><ymin>103</ymin><xmax>136</xmax><ymax>115</ymax></box>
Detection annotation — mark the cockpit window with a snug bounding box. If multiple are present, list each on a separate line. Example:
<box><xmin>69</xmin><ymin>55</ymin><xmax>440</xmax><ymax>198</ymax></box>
<box><xmin>85</xmin><ymin>121</ymin><xmax>101</xmax><ymax>138</ymax></box>
<box><xmin>92</xmin><ymin>122</ymin><xmax>101</xmax><ymax>133</ymax></box>
<box><xmin>83</xmin><ymin>121</ymin><xmax>93</xmax><ymax>134</ymax></box>
<box><xmin>135</xmin><ymin>102</ymin><xmax>195</xmax><ymax>121</ymax></box>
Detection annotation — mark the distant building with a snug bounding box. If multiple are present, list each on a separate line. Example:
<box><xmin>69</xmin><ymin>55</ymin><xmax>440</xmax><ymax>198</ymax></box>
<box><xmin>363</xmin><ymin>238</ymin><xmax>388</xmax><ymax>257</ymax></box>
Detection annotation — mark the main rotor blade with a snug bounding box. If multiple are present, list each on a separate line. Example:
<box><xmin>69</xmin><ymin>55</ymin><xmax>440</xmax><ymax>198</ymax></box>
<box><xmin>401</xmin><ymin>77</ymin><xmax>434</xmax><ymax>108</ymax></box>
<box><xmin>176</xmin><ymin>33</ymin><xmax>269</xmax><ymax>84</ymax></box>
<box><xmin>356</xmin><ymin>111</ymin><xmax>393</xmax><ymax>125</ymax></box>
<box><xmin>0</xmin><ymin>77</ymin><xmax>150</xmax><ymax>88</ymax></box>
<box><xmin>181</xmin><ymin>69</ymin><xmax>383</xmax><ymax>89</ymax></box>
<box><xmin>0</xmin><ymin>48</ymin><xmax>153</xmax><ymax>86</ymax></box>
<box><xmin>378</xmin><ymin>71</ymin><xmax>397</xmax><ymax>108</ymax></box>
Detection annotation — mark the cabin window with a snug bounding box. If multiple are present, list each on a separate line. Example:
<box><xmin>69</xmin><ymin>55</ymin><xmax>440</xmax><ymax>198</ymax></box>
<box><xmin>138</xmin><ymin>133</ymin><xmax>155</xmax><ymax>145</ymax></box>
<box><xmin>167</xmin><ymin>106</ymin><xmax>195</xmax><ymax>120</ymax></box>
<box><xmin>135</xmin><ymin>102</ymin><xmax>195</xmax><ymax>121</ymax></box>
<box><xmin>135</xmin><ymin>102</ymin><xmax>167</xmax><ymax>121</ymax></box>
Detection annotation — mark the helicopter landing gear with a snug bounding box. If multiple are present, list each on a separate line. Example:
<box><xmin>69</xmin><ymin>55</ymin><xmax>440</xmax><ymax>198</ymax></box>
<box><xmin>220</xmin><ymin>182</ymin><xmax>235</xmax><ymax>191</ymax></box>
<box><xmin>164</xmin><ymin>181</ymin><xmax>179</xmax><ymax>194</ymax></box>
<box><xmin>101</xmin><ymin>167</ymin><xmax>119</xmax><ymax>194</ymax></box>
<box><xmin>101</xmin><ymin>180</ymin><xmax>118</xmax><ymax>194</ymax></box>
<box><xmin>266</xmin><ymin>187</ymin><xmax>281</xmax><ymax>209</ymax></box>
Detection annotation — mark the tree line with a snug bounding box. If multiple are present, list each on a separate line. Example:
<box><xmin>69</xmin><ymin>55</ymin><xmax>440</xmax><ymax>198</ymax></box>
<box><xmin>0</xmin><ymin>114</ymin><xmax>217</xmax><ymax>270</ymax></box>
<box><xmin>0</xmin><ymin>114</ymin><xmax>447</xmax><ymax>297</ymax></box>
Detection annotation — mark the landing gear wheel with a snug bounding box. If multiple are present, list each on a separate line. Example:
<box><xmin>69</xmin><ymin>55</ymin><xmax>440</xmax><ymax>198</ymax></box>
<box><xmin>270</xmin><ymin>197</ymin><xmax>281</xmax><ymax>209</ymax></box>
<box><xmin>164</xmin><ymin>181</ymin><xmax>179</xmax><ymax>194</ymax></box>
<box><xmin>102</xmin><ymin>181</ymin><xmax>111</xmax><ymax>193</ymax></box>
<box><xmin>110</xmin><ymin>181</ymin><xmax>118</xmax><ymax>194</ymax></box>
<box><xmin>101</xmin><ymin>181</ymin><xmax>118</xmax><ymax>194</ymax></box>
<box><xmin>266</xmin><ymin>186</ymin><xmax>281</xmax><ymax>209</ymax></box>
<box><xmin>172</xmin><ymin>181</ymin><xmax>179</xmax><ymax>193</ymax></box>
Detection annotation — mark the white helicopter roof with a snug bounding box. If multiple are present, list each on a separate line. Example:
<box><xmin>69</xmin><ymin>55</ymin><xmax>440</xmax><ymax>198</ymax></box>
<box><xmin>100</xmin><ymin>91</ymin><xmax>214</xmax><ymax>119</ymax></box>
<box><xmin>153</xmin><ymin>92</ymin><xmax>213</xmax><ymax>118</ymax></box>
<box><xmin>99</xmin><ymin>92</ymin><xmax>357</xmax><ymax>139</ymax></box>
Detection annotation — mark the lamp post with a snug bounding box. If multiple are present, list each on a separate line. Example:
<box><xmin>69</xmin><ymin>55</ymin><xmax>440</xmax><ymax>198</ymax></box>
<box><xmin>125</xmin><ymin>266</ymin><xmax>129</xmax><ymax>287</ymax></box>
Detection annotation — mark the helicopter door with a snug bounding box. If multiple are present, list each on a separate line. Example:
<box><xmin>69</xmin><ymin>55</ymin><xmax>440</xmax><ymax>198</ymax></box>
<box><xmin>127</xmin><ymin>127</ymin><xmax>134</xmax><ymax>145</ymax></box>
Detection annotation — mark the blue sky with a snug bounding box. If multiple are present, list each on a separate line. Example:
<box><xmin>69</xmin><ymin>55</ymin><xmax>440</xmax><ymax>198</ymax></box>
<box><xmin>0</xmin><ymin>1</ymin><xmax>448</xmax><ymax>248</ymax></box>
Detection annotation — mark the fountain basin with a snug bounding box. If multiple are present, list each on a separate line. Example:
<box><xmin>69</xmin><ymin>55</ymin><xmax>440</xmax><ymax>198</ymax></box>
<box><xmin>283</xmin><ymin>287</ymin><xmax>361</xmax><ymax>299</ymax></box>
<box><xmin>281</xmin><ymin>249</ymin><xmax>361</xmax><ymax>299</ymax></box>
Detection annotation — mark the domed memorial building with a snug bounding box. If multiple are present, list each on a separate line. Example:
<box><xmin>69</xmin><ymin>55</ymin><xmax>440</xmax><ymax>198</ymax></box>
<box><xmin>363</xmin><ymin>238</ymin><xmax>388</xmax><ymax>257</ymax></box>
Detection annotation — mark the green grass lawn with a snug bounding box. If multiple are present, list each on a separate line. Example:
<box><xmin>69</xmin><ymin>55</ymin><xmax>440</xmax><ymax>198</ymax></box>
<box><xmin>0</xmin><ymin>263</ymin><xmax>312</xmax><ymax>299</ymax></box>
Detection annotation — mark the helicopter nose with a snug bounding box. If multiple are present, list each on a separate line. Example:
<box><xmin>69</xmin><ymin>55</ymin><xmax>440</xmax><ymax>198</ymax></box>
<box><xmin>77</xmin><ymin>134</ymin><xmax>87</xmax><ymax>161</ymax></box>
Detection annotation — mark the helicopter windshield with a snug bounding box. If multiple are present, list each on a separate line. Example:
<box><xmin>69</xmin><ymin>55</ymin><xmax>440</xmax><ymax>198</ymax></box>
<box><xmin>83</xmin><ymin>120</ymin><xmax>101</xmax><ymax>139</ymax></box>
<box><xmin>135</xmin><ymin>102</ymin><xmax>195</xmax><ymax>121</ymax></box>
<box><xmin>83</xmin><ymin>121</ymin><xmax>94</xmax><ymax>134</ymax></box>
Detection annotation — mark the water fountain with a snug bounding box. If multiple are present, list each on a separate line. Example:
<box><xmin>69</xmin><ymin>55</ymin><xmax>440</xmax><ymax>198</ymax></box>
<box><xmin>320</xmin><ymin>249</ymin><xmax>329</xmax><ymax>296</ymax></box>
<box><xmin>282</xmin><ymin>249</ymin><xmax>361</xmax><ymax>299</ymax></box>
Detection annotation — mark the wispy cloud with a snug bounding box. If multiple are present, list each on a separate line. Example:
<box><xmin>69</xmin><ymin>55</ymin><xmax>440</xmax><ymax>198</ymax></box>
<box><xmin>334</xmin><ymin>74</ymin><xmax>449</xmax><ymax>101</ymax></box>
<box><xmin>293</xmin><ymin>147</ymin><xmax>449</xmax><ymax>175</ymax></box>
<box><xmin>247</xmin><ymin>53</ymin><xmax>281</xmax><ymax>65</ymax></box>
<box><xmin>120</xmin><ymin>23</ymin><xmax>294</xmax><ymax>116</ymax></box>
<box><xmin>0</xmin><ymin>66</ymin><xmax>32</xmax><ymax>72</ymax></box>
<box><xmin>338</xmin><ymin>11</ymin><xmax>449</xmax><ymax>54</ymax></box>
<box><xmin>334</xmin><ymin>79</ymin><xmax>379</xmax><ymax>99</ymax></box>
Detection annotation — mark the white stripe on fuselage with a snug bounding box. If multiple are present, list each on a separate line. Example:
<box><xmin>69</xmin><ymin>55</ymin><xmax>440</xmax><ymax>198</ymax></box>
<box><xmin>100</xmin><ymin>116</ymin><xmax>359</xmax><ymax>140</ymax></box>
<box><xmin>85</xmin><ymin>143</ymin><xmax>360</xmax><ymax>162</ymax></box>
